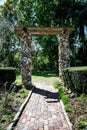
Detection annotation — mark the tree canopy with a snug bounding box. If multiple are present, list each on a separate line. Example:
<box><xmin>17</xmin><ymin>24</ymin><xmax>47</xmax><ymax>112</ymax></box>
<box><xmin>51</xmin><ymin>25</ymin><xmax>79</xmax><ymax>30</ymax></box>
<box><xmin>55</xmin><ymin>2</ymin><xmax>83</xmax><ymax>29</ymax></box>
<box><xmin>0</xmin><ymin>0</ymin><xmax>87</xmax><ymax>72</ymax></box>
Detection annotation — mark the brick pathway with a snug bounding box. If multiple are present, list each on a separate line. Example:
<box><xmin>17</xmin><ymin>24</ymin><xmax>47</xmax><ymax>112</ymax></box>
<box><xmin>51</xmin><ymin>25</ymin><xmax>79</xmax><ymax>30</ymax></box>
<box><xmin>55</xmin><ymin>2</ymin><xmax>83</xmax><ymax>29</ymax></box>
<box><xmin>14</xmin><ymin>83</ymin><xmax>70</xmax><ymax>130</ymax></box>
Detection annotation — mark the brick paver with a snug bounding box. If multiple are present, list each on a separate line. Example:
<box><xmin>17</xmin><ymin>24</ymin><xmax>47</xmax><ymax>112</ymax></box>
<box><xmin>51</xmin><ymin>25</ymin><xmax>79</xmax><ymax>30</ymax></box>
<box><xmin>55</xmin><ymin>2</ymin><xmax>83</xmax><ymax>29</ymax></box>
<box><xmin>14</xmin><ymin>83</ymin><xmax>70</xmax><ymax>130</ymax></box>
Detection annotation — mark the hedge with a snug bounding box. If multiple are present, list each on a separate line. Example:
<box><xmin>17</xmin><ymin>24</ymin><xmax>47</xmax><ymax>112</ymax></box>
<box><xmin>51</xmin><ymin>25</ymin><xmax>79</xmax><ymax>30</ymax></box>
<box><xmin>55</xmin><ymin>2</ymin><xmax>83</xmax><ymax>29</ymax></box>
<box><xmin>0</xmin><ymin>67</ymin><xmax>16</xmax><ymax>85</ymax></box>
<box><xmin>62</xmin><ymin>66</ymin><xmax>87</xmax><ymax>93</ymax></box>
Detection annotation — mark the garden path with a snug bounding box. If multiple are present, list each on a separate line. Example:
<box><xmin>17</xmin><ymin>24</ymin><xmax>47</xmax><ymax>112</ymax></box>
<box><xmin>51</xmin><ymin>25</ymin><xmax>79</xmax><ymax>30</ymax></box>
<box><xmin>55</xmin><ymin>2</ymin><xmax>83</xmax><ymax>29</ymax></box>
<box><xmin>14</xmin><ymin>82</ymin><xmax>70</xmax><ymax>130</ymax></box>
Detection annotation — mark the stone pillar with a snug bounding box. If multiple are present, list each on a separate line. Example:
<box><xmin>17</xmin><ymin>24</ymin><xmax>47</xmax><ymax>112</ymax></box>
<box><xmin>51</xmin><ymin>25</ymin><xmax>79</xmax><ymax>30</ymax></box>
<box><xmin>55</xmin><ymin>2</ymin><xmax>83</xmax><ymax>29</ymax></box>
<box><xmin>19</xmin><ymin>30</ymin><xmax>32</xmax><ymax>87</ymax></box>
<box><xmin>57</xmin><ymin>30</ymin><xmax>70</xmax><ymax>77</ymax></box>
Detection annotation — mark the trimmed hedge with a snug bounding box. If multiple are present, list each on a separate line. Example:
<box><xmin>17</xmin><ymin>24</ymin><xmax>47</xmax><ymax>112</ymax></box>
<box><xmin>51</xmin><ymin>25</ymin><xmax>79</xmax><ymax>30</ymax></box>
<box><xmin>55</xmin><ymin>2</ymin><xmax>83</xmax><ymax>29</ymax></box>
<box><xmin>62</xmin><ymin>66</ymin><xmax>87</xmax><ymax>93</ymax></box>
<box><xmin>0</xmin><ymin>67</ymin><xmax>16</xmax><ymax>85</ymax></box>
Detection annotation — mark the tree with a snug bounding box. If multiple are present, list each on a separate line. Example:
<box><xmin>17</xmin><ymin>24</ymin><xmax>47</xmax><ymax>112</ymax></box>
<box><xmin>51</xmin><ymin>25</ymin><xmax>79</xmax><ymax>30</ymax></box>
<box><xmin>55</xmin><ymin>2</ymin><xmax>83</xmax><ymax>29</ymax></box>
<box><xmin>18</xmin><ymin>0</ymin><xmax>87</xmax><ymax>69</ymax></box>
<box><xmin>18</xmin><ymin>0</ymin><xmax>59</xmax><ymax>72</ymax></box>
<box><xmin>1</xmin><ymin>0</ymin><xmax>87</xmax><ymax>71</ymax></box>
<box><xmin>54</xmin><ymin>0</ymin><xmax>87</xmax><ymax>66</ymax></box>
<box><xmin>0</xmin><ymin>0</ymin><xmax>20</xmax><ymax>68</ymax></box>
<box><xmin>37</xmin><ymin>35</ymin><xmax>58</xmax><ymax>71</ymax></box>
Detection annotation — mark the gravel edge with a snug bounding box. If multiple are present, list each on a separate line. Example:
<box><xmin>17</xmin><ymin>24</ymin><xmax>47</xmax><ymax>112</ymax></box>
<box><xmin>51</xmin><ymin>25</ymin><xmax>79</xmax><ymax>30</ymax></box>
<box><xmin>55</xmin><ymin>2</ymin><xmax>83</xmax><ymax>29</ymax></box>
<box><xmin>7</xmin><ymin>86</ymin><xmax>35</xmax><ymax>130</ymax></box>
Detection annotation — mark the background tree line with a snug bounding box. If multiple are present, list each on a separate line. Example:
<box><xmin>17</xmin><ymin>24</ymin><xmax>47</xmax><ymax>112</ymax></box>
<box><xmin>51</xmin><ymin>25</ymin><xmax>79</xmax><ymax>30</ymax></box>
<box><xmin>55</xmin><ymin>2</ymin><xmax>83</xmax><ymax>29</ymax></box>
<box><xmin>0</xmin><ymin>0</ymin><xmax>87</xmax><ymax>73</ymax></box>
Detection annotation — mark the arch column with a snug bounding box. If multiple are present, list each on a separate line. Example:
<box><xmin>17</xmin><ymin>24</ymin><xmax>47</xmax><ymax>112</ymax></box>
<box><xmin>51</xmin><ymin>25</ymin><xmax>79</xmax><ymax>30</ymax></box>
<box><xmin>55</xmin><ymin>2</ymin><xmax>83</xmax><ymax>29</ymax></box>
<box><xmin>57</xmin><ymin>30</ymin><xmax>70</xmax><ymax>77</ymax></box>
<box><xmin>15</xmin><ymin>27</ymin><xmax>75</xmax><ymax>83</ymax></box>
<box><xmin>19</xmin><ymin>31</ymin><xmax>32</xmax><ymax>87</ymax></box>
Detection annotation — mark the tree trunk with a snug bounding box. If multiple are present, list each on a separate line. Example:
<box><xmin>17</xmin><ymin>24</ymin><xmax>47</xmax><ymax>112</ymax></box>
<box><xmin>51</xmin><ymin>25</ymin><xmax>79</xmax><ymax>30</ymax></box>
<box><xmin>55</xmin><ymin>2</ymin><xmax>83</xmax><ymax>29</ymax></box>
<box><xmin>79</xmin><ymin>23</ymin><xmax>86</xmax><ymax>65</ymax></box>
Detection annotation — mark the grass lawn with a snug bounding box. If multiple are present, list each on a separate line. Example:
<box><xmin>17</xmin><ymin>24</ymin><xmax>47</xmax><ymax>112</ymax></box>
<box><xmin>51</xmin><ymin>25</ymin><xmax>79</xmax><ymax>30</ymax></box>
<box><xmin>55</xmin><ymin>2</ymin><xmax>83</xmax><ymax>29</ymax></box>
<box><xmin>15</xmin><ymin>75</ymin><xmax>22</xmax><ymax>84</ymax></box>
<box><xmin>16</xmin><ymin>72</ymin><xmax>59</xmax><ymax>85</ymax></box>
<box><xmin>32</xmin><ymin>71</ymin><xmax>59</xmax><ymax>85</ymax></box>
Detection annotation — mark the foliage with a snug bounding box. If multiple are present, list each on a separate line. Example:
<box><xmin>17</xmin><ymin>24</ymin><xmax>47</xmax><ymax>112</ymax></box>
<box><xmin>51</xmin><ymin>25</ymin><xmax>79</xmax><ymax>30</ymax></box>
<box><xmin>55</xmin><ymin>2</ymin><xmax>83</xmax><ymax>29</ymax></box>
<box><xmin>77</xmin><ymin>120</ymin><xmax>87</xmax><ymax>129</ymax></box>
<box><xmin>0</xmin><ymin>74</ymin><xmax>28</xmax><ymax>129</ymax></box>
<box><xmin>35</xmin><ymin>35</ymin><xmax>58</xmax><ymax>71</ymax></box>
<box><xmin>54</xmin><ymin>81</ymin><xmax>87</xmax><ymax>130</ymax></box>
<box><xmin>0</xmin><ymin>67</ymin><xmax>16</xmax><ymax>85</ymax></box>
<box><xmin>0</xmin><ymin>67</ymin><xmax>16</xmax><ymax>86</ymax></box>
<box><xmin>0</xmin><ymin>26</ymin><xmax>20</xmax><ymax>67</ymax></box>
<box><xmin>70</xmin><ymin>94</ymin><xmax>87</xmax><ymax>130</ymax></box>
<box><xmin>18</xmin><ymin>0</ymin><xmax>87</xmax><ymax>68</ymax></box>
<box><xmin>0</xmin><ymin>0</ymin><xmax>87</xmax><ymax>71</ymax></box>
<box><xmin>21</xmin><ymin>90</ymin><xmax>28</xmax><ymax>98</ymax></box>
<box><xmin>0</xmin><ymin>67</ymin><xmax>16</xmax><ymax>107</ymax></box>
<box><xmin>32</xmin><ymin>71</ymin><xmax>58</xmax><ymax>77</ymax></box>
<box><xmin>63</xmin><ymin>66</ymin><xmax>87</xmax><ymax>93</ymax></box>
<box><xmin>54</xmin><ymin>0</ymin><xmax>87</xmax><ymax>66</ymax></box>
<box><xmin>0</xmin><ymin>0</ymin><xmax>20</xmax><ymax>67</ymax></box>
<box><xmin>54</xmin><ymin>81</ymin><xmax>69</xmax><ymax>104</ymax></box>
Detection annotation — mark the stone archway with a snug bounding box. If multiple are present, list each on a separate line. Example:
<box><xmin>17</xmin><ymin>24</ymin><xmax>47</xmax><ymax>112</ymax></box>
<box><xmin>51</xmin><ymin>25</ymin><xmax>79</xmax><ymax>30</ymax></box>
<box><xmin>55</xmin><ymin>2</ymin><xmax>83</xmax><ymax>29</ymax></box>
<box><xmin>15</xmin><ymin>27</ymin><xmax>75</xmax><ymax>86</ymax></box>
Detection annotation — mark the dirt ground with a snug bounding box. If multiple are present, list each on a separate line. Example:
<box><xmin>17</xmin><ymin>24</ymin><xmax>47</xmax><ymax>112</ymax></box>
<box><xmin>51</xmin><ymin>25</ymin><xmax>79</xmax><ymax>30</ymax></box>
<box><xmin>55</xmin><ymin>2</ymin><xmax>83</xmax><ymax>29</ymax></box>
<box><xmin>0</xmin><ymin>85</ymin><xmax>29</xmax><ymax>130</ymax></box>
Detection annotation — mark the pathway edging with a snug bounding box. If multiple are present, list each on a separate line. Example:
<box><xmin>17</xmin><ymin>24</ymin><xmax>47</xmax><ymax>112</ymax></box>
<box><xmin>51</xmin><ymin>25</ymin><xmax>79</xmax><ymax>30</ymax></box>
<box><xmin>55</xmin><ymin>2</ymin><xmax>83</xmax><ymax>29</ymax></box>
<box><xmin>60</xmin><ymin>100</ymin><xmax>73</xmax><ymax>130</ymax></box>
<box><xmin>7</xmin><ymin>86</ymin><xmax>35</xmax><ymax>130</ymax></box>
<box><xmin>57</xmin><ymin>78</ymin><xmax>73</xmax><ymax>130</ymax></box>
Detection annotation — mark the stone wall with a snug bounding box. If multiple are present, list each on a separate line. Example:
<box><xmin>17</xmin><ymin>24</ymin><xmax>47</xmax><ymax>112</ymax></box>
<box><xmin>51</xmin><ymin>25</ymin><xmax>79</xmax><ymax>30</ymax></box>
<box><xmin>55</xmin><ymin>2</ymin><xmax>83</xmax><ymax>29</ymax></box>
<box><xmin>19</xmin><ymin>31</ymin><xmax>32</xmax><ymax>87</ymax></box>
<box><xmin>58</xmin><ymin>31</ymin><xmax>70</xmax><ymax>77</ymax></box>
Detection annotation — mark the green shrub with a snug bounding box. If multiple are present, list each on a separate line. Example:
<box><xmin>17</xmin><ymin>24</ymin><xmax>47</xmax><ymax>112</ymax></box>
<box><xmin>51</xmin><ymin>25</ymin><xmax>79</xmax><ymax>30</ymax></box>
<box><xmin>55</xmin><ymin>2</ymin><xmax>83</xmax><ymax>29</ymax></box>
<box><xmin>0</xmin><ymin>67</ymin><xmax>16</xmax><ymax>85</ymax></box>
<box><xmin>54</xmin><ymin>81</ymin><xmax>69</xmax><ymax>104</ymax></box>
<box><xmin>78</xmin><ymin>120</ymin><xmax>87</xmax><ymax>129</ymax></box>
<box><xmin>65</xmin><ymin>103</ymin><xmax>72</xmax><ymax>112</ymax></box>
<box><xmin>62</xmin><ymin>95</ymin><xmax>69</xmax><ymax>104</ymax></box>
<box><xmin>62</xmin><ymin>66</ymin><xmax>87</xmax><ymax>93</ymax></box>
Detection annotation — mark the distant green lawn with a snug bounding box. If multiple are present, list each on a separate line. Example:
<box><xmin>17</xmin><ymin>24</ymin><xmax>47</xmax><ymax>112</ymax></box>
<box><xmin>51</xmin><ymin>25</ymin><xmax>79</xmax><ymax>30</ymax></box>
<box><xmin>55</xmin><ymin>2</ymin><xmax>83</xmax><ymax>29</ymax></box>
<box><xmin>15</xmin><ymin>75</ymin><xmax>22</xmax><ymax>84</ymax></box>
<box><xmin>16</xmin><ymin>71</ymin><xmax>59</xmax><ymax>85</ymax></box>
<box><xmin>32</xmin><ymin>71</ymin><xmax>58</xmax><ymax>85</ymax></box>
<box><xmin>32</xmin><ymin>71</ymin><xmax>58</xmax><ymax>77</ymax></box>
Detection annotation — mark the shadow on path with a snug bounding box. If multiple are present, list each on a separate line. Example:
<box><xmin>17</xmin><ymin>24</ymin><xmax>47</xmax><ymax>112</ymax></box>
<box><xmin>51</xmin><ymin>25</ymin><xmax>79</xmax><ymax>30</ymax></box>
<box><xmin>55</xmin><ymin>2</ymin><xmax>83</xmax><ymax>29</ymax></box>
<box><xmin>33</xmin><ymin>86</ymin><xmax>60</xmax><ymax>103</ymax></box>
